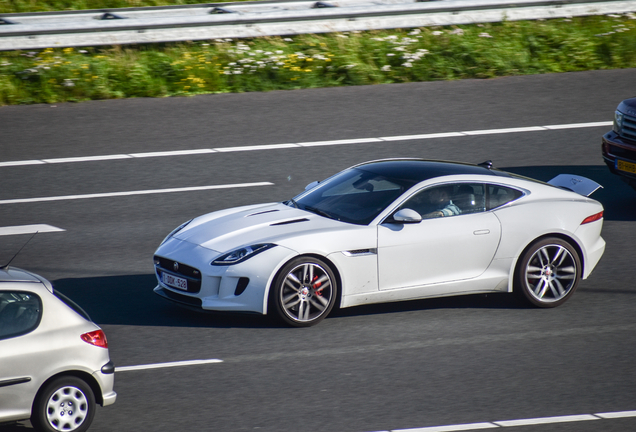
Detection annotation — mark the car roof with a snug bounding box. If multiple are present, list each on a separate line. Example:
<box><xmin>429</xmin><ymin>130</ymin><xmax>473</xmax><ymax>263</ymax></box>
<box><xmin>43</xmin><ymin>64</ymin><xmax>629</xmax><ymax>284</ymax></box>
<box><xmin>0</xmin><ymin>267</ymin><xmax>53</xmax><ymax>292</ymax></box>
<box><xmin>351</xmin><ymin>159</ymin><xmax>514</xmax><ymax>183</ymax></box>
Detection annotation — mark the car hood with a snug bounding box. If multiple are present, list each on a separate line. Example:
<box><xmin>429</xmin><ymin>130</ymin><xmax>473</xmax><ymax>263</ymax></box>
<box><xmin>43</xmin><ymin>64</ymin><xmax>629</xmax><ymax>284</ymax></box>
<box><xmin>172</xmin><ymin>202</ymin><xmax>350</xmax><ymax>253</ymax></box>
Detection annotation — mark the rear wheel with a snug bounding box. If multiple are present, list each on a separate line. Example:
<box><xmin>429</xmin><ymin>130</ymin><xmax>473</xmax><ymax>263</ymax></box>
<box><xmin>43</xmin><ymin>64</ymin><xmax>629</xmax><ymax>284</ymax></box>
<box><xmin>31</xmin><ymin>376</ymin><xmax>95</xmax><ymax>432</ymax></box>
<box><xmin>272</xmin><ymin>257</ymin><xmax>337</xmax><ymax>327</ymax></box>
<box><xmin>515</xmin><ymin>237</ymin><xmax>581</xmax><ymax>307</ymax></box>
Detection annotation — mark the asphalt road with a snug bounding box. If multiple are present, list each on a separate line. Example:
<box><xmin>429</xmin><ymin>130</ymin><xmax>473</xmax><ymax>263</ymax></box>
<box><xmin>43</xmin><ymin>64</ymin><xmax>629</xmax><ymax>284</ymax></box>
<box><xmin>1</xmin><ymin>68</ymin><xmax>636</xmax><ymax>432</ymax></box>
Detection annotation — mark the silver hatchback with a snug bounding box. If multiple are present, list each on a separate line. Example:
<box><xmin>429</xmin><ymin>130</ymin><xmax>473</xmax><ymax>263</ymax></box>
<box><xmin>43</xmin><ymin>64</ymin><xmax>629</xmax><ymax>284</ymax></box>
<box><xmin>0</xmin><ymin>267</ymin><xmax>116</xmax><ymax>432</ymax></box>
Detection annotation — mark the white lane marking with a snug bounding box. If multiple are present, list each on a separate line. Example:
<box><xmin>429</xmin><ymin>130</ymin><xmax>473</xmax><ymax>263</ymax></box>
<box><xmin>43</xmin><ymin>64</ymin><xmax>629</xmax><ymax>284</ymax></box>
<box><xmin>393</xmin><ymin>422</ymin><xmax>497</xmax><ymax>432</ymax></box>
<box><xmin>116</xmin><ymin>358</ymin><xmax>223</xmax><ymax>372</ymax></box>
<box><xmin>0</xmin><ymin>160</ymin><xmax>45</xmax><ymax>167</ymax></box>
<box><xmin>0</xmin><ymin>224</ymin><xmax>65</xmax><ymax>236</ymax></box>
<box><xmin>0</xmin><ymin>121</ymin><xmax>613</xmax><ymax>168</ymax></box>
<box><xmin>374</xmin><ymin>410</ymin><xmax>635</xmax><ymax>432</ymax></box>
<box><xmin>0</xmin><ymin>182</ymin><xmax>274</xmax><ymax>205</ymax></box>
<box><xmin>214</xmin><ymin>143</ymin><xmax>299</xmax><ymax>152</ymax></box>
<box><xmin>298</xmin><ymin>137</ymin><xmax>384</xmax><ymax>146</ymax></box>
<box><xmin>595</xmin><ymin>410</ymin><xmax>636</xmax><ymax>419</ymax></box>
<box><xmin>493</xmin><ymin>414</ymin><xmax>599</xmax><ymax>427</ymax></box>
<box><xmin>128</xmin><ymin>149</ymin><xmax>216</xmax><ymax>158</ymax></box>
<box><xmin>42</xmin><ymin>154</ymin><xmax>132</xmax><ymax>164</ymax></box>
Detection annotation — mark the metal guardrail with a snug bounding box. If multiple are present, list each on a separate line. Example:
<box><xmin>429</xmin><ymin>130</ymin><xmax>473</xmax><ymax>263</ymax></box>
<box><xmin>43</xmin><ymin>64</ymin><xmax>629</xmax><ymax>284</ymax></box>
<box><xmin>0</xmin><ymin>0</ymin><xmax>635</xmax><ymax>50</ymax></box>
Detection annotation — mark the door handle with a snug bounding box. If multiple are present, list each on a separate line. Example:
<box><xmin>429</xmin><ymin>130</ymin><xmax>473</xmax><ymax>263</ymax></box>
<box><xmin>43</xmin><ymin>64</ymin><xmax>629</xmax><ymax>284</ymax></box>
<box><xmin>473</xmin><ymin>229</ymin><xmax>490</xmax><ymax>235</ymax></box>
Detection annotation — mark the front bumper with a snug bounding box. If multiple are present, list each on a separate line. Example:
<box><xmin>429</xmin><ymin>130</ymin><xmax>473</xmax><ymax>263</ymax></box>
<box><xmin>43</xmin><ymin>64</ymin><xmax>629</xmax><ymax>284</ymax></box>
<box><xmin>153</xmin><ymin>242</ymin><xmax>297</xmax><ymax>315</ymax></box>
<box><xmin>602</xmin><ymin>130</ymin><xmax>636</xmax><ymax>185</ymax></box>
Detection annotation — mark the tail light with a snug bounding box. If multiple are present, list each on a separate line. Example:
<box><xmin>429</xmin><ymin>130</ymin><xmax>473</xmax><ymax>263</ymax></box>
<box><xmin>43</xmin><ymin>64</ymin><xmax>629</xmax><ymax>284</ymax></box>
<box><xmin>581</xmin><ymin>211</ymin><xmax>603</xmax><ymax>225</ymax></box>
<box><xmin>81</xmin><ymin>330</ymin><xmax>108</xmax><ymax>348</ymax></box>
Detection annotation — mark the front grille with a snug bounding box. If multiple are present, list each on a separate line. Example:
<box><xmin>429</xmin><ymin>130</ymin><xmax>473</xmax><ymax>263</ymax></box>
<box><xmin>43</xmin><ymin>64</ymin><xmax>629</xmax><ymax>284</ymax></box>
<box><xmin>608</xmin><ymin>144</ymin><xmax>636</xmax><ymax>162</ymax></box>
<box><xmin>621</xmin><ymin>113</ymin><xmax>636</xmax><ymax>142</ymax></box>
<box><xmin>154</xmin><ymin>255</ymin><xmax>202</xmax><ymax>294</ymax></box>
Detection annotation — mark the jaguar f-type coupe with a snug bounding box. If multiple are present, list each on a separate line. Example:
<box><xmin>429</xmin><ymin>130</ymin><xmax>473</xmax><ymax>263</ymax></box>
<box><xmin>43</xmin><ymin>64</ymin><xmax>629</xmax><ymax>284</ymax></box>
<box><xmin>153</xmin><ymin>159</ymin><xmax>605</xmax><ymax>327</ymax></box>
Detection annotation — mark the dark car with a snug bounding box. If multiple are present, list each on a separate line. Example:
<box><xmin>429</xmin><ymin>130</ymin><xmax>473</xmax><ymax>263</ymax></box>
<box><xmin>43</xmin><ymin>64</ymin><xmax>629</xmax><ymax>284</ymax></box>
<box><xmin>602</xmin><ymin>97</ymin><xmax>636</xmax><ymax>190</ymax></box>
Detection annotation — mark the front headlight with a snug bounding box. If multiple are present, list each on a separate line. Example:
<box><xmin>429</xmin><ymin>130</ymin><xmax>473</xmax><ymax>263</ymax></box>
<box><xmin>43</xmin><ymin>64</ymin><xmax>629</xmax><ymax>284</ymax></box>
<box><xmin>211</xmin><ymin>244</ymin><xmax>275</xmax><ymax>266</ymax></box>
<box><xmin>614</xmin><ymin>110</ymin><xmax>624</xmax><ymax>135</ymax></box>
<box><xmin>160</xmin><ymin>219</ymin><xmax>192</xmax><ymax>245</ymax></box>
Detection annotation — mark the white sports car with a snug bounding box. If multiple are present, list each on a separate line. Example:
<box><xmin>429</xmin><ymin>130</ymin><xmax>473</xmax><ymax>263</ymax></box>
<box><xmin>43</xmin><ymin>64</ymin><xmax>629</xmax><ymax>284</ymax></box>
<box><xmin>153</xmin><ymin>159</ymin><xmax>606</xmax><ymax>327</ymax></box>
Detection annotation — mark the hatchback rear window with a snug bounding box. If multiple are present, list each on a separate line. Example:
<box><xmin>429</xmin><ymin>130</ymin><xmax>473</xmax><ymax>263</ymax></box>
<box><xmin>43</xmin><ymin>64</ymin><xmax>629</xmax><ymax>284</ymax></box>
<box><xmin>0</xmin><ymin>291</ymin><xmax>42</xmax><ymax>340</ymax></box>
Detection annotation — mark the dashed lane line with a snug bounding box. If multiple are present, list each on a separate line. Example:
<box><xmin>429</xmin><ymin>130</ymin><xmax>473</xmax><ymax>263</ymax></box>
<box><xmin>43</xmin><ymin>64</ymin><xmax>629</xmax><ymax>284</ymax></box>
<box><xmin>0</xmin><ymin>224</ymin><xmax>65</xmax><ymax>236</ymax></box>
<box><xmin>0</xmin><ymin>182</ymin><xmax>274</xmax><ymax>205</ymax></box>
<box><xmin>0</xmin><ymin>121</ymin><xmax>612</xmax><ymax>168</ymax></box>
<box><xmin>116</xmin><ymin>359</ymin><xmax>223</xmax><ymax>372</ymax></box>
<box><xmin>383</xmin><ymin>411</ymin><xmax>636</xmax><ymax>431</ymax></box>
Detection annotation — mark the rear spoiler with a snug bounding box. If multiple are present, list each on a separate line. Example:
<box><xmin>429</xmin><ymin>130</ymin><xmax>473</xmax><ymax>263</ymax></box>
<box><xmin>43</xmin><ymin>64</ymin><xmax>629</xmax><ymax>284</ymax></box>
<box><xmin>547</xmin><ymin>174</ymin><xmax>603</xmax><ymax>197</ymax></box>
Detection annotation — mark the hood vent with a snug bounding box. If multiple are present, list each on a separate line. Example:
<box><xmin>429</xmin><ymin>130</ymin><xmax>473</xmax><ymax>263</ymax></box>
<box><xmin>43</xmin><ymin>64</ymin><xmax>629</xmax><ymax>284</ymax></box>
<box><xmin>271</xmin><ymin>218</ymin><xmax>309</xmax><ymax>226</ymax></box>
<box><xmin>247</xmin><ymin>209</ymin><xmax>280</xmax><ymax>217</ymax></box>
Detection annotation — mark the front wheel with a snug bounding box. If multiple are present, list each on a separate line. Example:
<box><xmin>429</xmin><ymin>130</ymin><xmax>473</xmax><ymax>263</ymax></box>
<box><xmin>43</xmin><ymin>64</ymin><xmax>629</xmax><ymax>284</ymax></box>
<box><xmin>31</xmin><ymin>376</ymin><xmax>96</xmax><ymax>432</ymax></box>
<box><xmin>515</xmin><ymin>237</ymin><xmax>581</xmax><ymax>308</ymax></box>
<box><xmin>271</xmin><ymin>257</ymin><xmax>338</xmax><ymax>327</ymax></box>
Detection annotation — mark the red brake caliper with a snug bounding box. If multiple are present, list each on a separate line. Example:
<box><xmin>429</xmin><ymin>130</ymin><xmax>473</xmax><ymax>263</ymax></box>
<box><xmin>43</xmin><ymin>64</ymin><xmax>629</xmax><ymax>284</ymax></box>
<box><xmin>312</xmin><ymin>275</ymin><xmax>323</xmax><ymax>296</ymax></box>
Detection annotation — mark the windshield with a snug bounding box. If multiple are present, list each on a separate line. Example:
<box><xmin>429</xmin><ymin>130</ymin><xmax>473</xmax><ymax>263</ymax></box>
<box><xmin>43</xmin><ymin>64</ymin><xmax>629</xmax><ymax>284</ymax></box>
<box><xmin>288</xmin><ymin>167</ymin><xmax>416</xmax><ymax>225</ymax></box>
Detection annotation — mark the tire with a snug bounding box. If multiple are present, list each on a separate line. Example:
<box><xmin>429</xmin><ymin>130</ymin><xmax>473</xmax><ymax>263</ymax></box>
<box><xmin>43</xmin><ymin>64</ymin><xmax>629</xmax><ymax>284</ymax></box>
<box><xmin>515</xmin><ymin>237</ymin><xmax>581</xmax><ymax>308</ymax></box>
<box><xmin>31</xmin><ymin>376</ymin><xmax>96</xmax><ymax>432</ymax></box>
<box><xmin>271</xmin><ymin>257</ymin><xmax>338</xmax><ymax>327</ymax></box>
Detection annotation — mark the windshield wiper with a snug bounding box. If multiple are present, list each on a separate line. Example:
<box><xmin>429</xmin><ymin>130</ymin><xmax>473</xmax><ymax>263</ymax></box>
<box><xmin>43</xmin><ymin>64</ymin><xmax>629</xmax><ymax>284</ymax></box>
<box><xmin>285</xmin><ymin>199</ymin><xmax>299</xmax><ymax>208</ymax></box>
<box><xmin>303</xmin><ymin>205</ymin><xmax>336</xmax><ymax>220</ymax></box>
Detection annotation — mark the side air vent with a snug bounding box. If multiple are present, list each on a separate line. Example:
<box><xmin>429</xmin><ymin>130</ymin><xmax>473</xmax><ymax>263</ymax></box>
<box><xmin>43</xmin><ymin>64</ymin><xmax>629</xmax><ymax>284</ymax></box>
<box><xmin>271</xmin><ymin>218</ymin><xmax>310</xmax><ymax>226</ymax></box>
<box><xmin>342</xmin><ymin>248</ymin><xmax>377</xmax><ymax>256</ymax></box>
<box><xmin>235</xmin><ymin>277</ymin><xmax>249</xmax><ymax>296</ymax></box>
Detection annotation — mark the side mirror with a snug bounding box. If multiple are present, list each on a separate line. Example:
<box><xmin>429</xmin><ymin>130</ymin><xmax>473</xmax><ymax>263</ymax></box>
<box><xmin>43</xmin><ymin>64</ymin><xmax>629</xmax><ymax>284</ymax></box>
<box><xmin>305</xmin><ymin>181</ymin><xmax>320</xmax><ymax>191</ymax></box>
<box><xmin>392</xmin><ymin>208</ymin><xmax>422</xmax><ymax>224</ymax></box>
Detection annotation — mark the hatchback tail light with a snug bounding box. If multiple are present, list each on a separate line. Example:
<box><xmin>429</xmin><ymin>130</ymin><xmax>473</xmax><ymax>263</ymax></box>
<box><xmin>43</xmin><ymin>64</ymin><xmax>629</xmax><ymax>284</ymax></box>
<box><xmin>81</xmin><ymin>330</ymin><xmax>108</xmax><ymax>348</ymax></box>
<box><xmin>581</xmin><ymin>211</ymin><xmax>604</xmax><ymax>225</ymax></box>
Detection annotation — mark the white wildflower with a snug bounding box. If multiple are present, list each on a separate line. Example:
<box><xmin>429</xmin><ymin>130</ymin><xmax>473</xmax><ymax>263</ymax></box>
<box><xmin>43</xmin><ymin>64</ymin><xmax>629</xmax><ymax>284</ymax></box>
<box><xmin>381</xmin><ymin>65</ymin><xmax>391</xmax><ymax>71</ymax></box>
<box><xmin>402</xmin><ymin>62</ymin><xmax>413</xmax><ymax>67</ymax></box>
<box><xmin>432</xmin><ymin>31</ymin><xmax>443</xmax><ymax>36</ymax></box>
<box><xmin>450</xmin><ymin>28</ymin><xmax>464</xmax><ymax>35</ymax></box>
<box><xmin>408</xmin><ymin>29</ymin><xmax>421</xmax><ymax>35</ymax></box>
<box><xmin>479</xmin><ymin>32</ymin><xmax>493</xmax><ymax>38</ymax></box>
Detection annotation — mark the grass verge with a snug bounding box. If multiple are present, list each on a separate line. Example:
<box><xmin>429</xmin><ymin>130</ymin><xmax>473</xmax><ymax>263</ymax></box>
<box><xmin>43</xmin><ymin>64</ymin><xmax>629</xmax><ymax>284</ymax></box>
<box><xmin>0</xmin><ymin>14</ymin><xmax>635</xmax><ymax>105</ymax></box>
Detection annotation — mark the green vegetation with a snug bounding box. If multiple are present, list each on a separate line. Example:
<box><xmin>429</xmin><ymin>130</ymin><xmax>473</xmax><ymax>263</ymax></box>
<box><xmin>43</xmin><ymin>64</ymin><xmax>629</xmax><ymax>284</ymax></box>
<box><xmin>0</xmin><ymin>14</ymin><xmax>635</xmax><ymax>105</ymax></box>
<box><xmin>0</xmin><ymin>0</ymin><xmax>215</xmax><ymax>14</ymax></box>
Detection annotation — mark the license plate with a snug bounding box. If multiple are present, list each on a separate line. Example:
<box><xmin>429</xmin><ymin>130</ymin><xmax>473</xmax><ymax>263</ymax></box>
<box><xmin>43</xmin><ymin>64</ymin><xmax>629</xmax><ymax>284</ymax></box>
<box><xmin>616</xmin><ymin>159</ymin><xmax>636</xmax><ymax>174</ymax></box>
<box><xmin>163</xmin><ymin>273</ymin><xmax>188</xmax><ymax>291</ymax></box>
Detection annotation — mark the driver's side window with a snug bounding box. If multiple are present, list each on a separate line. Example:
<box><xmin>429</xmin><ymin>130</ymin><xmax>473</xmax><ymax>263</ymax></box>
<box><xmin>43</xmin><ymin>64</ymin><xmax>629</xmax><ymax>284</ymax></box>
<box><xmin>399</xmin><ymin>183</ymin><xmax>486</xmax><ymax>219</ymax></box>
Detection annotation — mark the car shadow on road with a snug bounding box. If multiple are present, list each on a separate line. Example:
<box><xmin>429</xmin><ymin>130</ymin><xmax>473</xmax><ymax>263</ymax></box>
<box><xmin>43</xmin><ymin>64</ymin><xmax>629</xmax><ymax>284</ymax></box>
<box><xmin>502</xmin><ymin>165</ymin><xmax>636</xmax><ymax>222</ymax></box>
<box><xmin>331</xmin><ymin>291</ymin><xmax>527</xmax><ymax>319</ymax></box>
<box><xmin>53</xmin><ymin>274</ymin><xmax>531</xmax><ymax>329</ymax></box>
<box><xmin>53</xmin><ymin>274</ymin><xmax>281</xmax><ymax>329</ymax></box>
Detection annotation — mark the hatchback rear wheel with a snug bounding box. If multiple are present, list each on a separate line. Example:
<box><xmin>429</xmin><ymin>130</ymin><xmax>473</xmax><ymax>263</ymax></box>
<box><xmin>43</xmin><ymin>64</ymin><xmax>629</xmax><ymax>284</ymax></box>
<box><xmin>31</xmin><ymin>376</ymin><xmax>95</xmax><ymax>432</ymax></box>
